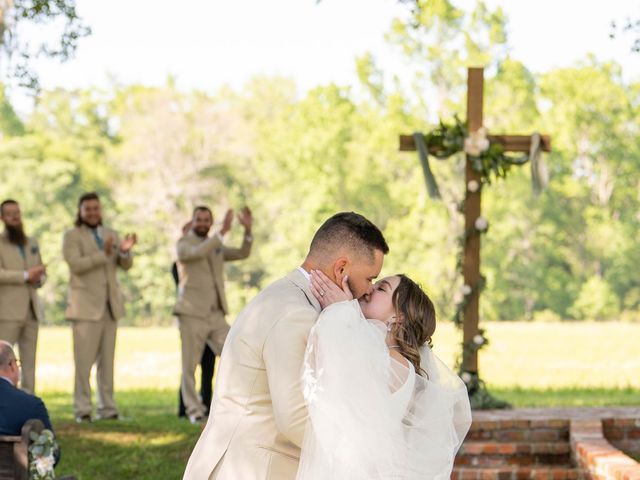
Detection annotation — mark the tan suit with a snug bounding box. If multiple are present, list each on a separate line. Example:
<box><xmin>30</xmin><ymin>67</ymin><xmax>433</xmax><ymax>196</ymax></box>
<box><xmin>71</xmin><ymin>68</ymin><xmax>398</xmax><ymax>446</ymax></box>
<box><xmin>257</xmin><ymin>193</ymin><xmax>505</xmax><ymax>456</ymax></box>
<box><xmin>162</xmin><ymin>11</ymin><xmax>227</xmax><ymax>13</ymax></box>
<box><xmin>174</xmin><ymin>231</ymin><xmax>252</xmax><ymax>418</ymax></box>
<box><xmin>183</xmin><ymin>269</ymin><xmax>321</xmax><ymax>480</ymax></box>
<box><xmin>0</xmin><ymin>233</ymin><xmax>44</xmax><ymax>394</ymax></box>
<box><xmin>62</xmin><ymin>225</ymin><xmax>133</xmax><ymax>418</ymax></box>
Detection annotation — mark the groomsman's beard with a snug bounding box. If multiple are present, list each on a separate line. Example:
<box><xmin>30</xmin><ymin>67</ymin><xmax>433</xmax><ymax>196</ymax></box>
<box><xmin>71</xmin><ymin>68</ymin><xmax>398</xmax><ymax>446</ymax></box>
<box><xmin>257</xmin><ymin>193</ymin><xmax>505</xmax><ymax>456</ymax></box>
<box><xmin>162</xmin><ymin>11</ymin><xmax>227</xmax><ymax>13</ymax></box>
<box><xmin>194</xmin><ymin>227</ymin><xmax>210</xmax><ymax>238</ymax></box>
<box><xmin>5</xmin><ymin>224</ymin><xmax>27</xmax><ymax>246</ymax></box>
<box><xmin>79</xmin><ymin>219</ymin><xmax>103</xmax><ymax>229</ymax></box>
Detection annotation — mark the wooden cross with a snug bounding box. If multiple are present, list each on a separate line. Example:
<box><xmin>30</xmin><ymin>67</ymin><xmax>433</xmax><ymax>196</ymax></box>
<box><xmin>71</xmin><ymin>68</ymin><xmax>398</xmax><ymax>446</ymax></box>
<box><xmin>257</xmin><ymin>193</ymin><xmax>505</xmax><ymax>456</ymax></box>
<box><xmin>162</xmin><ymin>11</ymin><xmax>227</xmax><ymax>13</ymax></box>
<box><xmin>399</xmin><ymin>67</ymin><xmax>551</xmax><ymax>377</ymax></box>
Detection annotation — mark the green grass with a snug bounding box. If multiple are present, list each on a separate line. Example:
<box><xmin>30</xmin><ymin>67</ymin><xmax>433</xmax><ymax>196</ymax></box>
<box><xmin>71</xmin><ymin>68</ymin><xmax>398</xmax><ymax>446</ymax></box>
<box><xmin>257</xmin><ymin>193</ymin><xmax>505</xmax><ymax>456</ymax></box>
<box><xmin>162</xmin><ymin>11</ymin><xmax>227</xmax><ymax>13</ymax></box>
<box><xmin>35</xmin><ymin>321</ymin><xmax>640</xmax><ymax>391</ymax></box>
<box><xmin>29</xmin><ymin>322</ymin><xmax>640</xmax><ymax>480</ymax></box>
<box><xmin>45</xmin><ymin>390</ymin><xmax>199</xmax><ymax>480</ymax></box>
<box><xmin>43</xmin><ymin>386</ymin><xmax>640</xmax><ymax>480</ymax></box>
<box><xmin>490</xmin><ymin>387</ymin><xmax>640</xmax><ymax>407</ymax></box>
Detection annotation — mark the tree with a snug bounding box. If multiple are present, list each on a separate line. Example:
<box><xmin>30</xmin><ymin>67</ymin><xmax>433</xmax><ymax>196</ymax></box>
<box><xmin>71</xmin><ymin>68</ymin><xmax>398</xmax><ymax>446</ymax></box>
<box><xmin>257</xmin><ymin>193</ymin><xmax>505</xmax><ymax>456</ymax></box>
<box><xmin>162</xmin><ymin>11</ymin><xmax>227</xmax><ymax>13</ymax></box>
<box><xmin>0</xmin><ymin>0</ymin><xmax>90</xmax><ymax>90</ymax></box>
<box><xmin>610</xmin><ymin>15</ymin><xmax>640</xmax><ymax>53</ymax></box>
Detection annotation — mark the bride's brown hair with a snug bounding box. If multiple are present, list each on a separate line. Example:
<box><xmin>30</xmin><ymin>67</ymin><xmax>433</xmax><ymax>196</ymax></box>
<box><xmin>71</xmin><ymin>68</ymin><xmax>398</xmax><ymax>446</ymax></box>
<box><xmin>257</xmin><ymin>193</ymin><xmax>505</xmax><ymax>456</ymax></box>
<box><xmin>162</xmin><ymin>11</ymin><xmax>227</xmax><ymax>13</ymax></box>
<box><xmin>391</xmin><ymin>274</ymin><xmax>436</xmax><ymax>377</ymax></box>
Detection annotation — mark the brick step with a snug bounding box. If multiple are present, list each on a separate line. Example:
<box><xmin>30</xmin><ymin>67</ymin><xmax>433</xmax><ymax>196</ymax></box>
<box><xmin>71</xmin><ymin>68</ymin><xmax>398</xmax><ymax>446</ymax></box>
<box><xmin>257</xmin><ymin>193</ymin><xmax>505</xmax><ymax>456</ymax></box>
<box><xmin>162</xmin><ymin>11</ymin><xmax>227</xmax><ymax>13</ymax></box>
<box><xmin>456</xmin><ymin>441</ymin><xmax>571</xmax><ymax>467</ymax></box>
<box><xmin>451</xmin><ymin>466</ymin><xmax>589</xmax><ymax>480</ymax></box>
<box><xmin>468</xmin><ymin>420</ymin><xmax>569</xmax><ymax>442</ymax></box>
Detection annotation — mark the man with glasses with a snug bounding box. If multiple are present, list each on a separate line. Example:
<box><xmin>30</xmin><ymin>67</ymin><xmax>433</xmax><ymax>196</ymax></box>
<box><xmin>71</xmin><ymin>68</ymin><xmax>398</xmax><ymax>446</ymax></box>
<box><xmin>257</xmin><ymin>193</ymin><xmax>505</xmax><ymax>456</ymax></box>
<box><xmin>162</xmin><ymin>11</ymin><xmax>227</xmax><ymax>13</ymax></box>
<box><xmin>0</xmin><ymin>199</ymin><xmax>46</xmax><ymax>394</ymax></box>
<box><xmin>0</xmin><ymin>340</ymin><xmax>54</xmax><ymax>436</ymax></box>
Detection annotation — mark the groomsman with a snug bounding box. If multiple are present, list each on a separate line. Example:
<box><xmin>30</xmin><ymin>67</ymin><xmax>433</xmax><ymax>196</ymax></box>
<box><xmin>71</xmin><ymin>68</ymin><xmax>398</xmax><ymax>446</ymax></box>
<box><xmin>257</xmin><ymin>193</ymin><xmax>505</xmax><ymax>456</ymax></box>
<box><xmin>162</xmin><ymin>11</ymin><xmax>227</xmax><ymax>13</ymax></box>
<box><xmin>0</xmin><ymin>199</ymin><xmax>46</xmax><ymax>394</ymax></box>
<box><xmin>173</xmin><ymin>221</ymin><xmax>217</xmax><ymax>419</ymax></box>
<box><xmin>62</xmin><ymin>192</ymin><xmax>136</xmax><ymax>422</ymax></box>
<box><xmin>174</xmin><ymin>206</ymin><xmax>252</xmax><ymax>423</ymax></box>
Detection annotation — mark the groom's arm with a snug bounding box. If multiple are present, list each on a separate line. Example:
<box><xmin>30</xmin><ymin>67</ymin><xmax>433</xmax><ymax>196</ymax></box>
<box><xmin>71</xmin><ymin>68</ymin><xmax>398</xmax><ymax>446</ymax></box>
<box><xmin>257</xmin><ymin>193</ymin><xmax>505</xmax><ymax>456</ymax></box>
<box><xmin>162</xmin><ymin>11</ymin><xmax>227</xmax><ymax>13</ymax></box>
<box><xmin>263</xmin><ymin>306</ymin><xmax>317</xmax><ymax>447</ymax></box>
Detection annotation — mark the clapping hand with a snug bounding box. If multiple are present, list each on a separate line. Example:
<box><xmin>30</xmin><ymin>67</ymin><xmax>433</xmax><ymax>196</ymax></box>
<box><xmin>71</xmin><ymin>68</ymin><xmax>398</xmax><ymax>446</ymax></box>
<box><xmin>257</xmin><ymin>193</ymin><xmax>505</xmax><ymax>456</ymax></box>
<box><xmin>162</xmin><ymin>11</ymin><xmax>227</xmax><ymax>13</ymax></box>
<box><xmin>120</xmin><ymin>233</ymin><xmax>137</xmax><ymax>253</ymax></box>
<box><xmin>104</xmin><ymin>235</ymin><xmax>115</xmax><ymax>256</ymax></box>
<box><xmin>220</xmin><ymin>209</ymin><xmax>234</xmax><ymax>236</ymax></box>
<box><xmin>181</xmin><ymin>221</ymin><xmax>193</xmax><ymax>236</ymax></box>
<box><xmin>237</xmin><ymin>206</ymin><xmax>252</xmax><ymax>233</ymax></box>
<box><xmin>26</xmin><ymin>265</ymin><xmax>46</xmax><ymax>284</ymax></box>
<box><xmin>310</xmin><ymin>269</ymin><xmax>353</xmax><ymax>309</ymax></box>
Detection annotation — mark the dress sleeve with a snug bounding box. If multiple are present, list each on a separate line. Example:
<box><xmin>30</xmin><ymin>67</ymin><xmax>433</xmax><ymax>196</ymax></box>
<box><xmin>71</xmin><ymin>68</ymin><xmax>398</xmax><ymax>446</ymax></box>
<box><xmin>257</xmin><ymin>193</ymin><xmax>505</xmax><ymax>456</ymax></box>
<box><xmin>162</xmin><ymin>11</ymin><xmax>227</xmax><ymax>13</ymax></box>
<box><xmin>297</xmin><ymin>300</ymin><xmax>404</xmax><ymax>479</ymax></box>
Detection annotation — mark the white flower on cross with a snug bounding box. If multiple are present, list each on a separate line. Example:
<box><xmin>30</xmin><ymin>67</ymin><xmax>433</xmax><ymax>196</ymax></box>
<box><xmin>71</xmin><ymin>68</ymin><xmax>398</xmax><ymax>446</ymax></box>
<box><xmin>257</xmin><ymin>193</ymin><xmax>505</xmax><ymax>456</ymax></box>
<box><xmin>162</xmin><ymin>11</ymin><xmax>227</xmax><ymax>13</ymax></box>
<box><xmin>34</xmin><ymin>454</ymin><xmax>55</xmax><ymax>477</ymax></box>
<box><xmin>463</xmin><ymin>127</ymin><xmax>490</xmax><ymax>157</ymax></box>
<box><xmin>467</xmin><ymin>180</ymin><xmax>480</xmax><ymax>193</ymax></box>
<box><xmin>453</xmin><ymin>291</ymin><xmax>464</xmax><ymax>304</ymax></box>
<box><xmin>473</xmin><ymin>334</ymin><xmax>485</xmax><ymax>346</ymax></box>
<box><xmin>461</xmin><ymin>284</ymin><xmax>472</xmax><ymax>296</ymax></box>
<box><xmin>474</xmin><ymin>216</ymin><xmax>489</xmax><ymax>232</ymax></box>
<box><xmin>461</xmin><ymin>372</ymin><xmax>473</xmax><ymax>383</ymax></box>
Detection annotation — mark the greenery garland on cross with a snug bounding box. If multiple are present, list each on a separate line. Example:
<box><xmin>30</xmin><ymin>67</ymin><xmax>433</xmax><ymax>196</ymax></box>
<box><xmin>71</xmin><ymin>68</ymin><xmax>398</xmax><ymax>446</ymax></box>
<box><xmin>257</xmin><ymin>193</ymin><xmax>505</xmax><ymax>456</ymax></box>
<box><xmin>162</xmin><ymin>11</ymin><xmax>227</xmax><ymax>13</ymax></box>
<box><xmin>400</xmin><ymin>67</ymin><xmax>551</xmax><ymax>409</ymax></box>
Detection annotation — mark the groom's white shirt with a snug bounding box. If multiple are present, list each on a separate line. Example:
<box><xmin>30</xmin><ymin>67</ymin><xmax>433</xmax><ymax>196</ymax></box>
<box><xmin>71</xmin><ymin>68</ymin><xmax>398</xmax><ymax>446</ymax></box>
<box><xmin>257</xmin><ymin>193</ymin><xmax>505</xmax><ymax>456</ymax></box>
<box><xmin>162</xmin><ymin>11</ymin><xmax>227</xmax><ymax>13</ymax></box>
<box><xmin>183</xmin><ymin>268</ymin><xmax>321</xmax><ymax>480</ymax></box>
<box><xmin>296</xmin><ymin>266</ymin><xmax>310</xmax><ymax>282</ymax></box>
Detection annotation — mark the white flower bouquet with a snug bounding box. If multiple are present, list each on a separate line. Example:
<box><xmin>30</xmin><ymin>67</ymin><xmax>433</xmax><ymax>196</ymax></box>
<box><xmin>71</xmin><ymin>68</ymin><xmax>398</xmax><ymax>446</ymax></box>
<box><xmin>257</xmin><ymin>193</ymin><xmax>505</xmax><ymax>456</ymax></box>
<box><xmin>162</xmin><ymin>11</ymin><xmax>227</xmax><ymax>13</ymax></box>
<box><xmin>28</xmin><ymin>429</ymin><xmax>58</xmax><ymax>480</ymax></box>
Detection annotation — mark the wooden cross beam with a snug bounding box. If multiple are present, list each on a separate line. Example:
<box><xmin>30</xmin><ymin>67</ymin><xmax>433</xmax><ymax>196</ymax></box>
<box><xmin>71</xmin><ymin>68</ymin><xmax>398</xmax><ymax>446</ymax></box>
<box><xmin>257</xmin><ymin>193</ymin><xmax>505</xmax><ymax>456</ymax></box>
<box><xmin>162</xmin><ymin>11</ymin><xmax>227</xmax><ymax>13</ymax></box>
<box><xmin>399</xmin><ymin>134</ymin><xmax>551</xmax><ymax>153</ymax></box>
<box><xmin>400</xmin><ymin>67</ymin><xmax>551</xmax><ymax>378</ymax></box>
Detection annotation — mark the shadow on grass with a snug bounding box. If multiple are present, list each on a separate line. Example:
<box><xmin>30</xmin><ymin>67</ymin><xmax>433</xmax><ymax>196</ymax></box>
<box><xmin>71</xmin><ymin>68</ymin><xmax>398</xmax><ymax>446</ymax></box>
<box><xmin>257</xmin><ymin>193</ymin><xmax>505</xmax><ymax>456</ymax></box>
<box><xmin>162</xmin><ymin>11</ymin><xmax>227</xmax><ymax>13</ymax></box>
<box><xmin>42</xmin><ymin>389</ymin><xmax>202</xmax><ymax>480</ymax></box>
<box><xmin>40</xmin><ymin>387</ymin><xmax>640</xmax><ymax>480</ymax></box>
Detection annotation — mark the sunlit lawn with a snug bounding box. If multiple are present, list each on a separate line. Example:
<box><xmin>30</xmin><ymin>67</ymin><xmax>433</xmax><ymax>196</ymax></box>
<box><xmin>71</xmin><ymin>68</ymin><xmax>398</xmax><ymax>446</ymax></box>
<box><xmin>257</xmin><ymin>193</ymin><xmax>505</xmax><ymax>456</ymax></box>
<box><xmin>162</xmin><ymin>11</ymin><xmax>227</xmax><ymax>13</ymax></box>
<box><xmin>36</xmin><ymin>322</ymin><xmax>639</xmax><ymax>480</ymax></box>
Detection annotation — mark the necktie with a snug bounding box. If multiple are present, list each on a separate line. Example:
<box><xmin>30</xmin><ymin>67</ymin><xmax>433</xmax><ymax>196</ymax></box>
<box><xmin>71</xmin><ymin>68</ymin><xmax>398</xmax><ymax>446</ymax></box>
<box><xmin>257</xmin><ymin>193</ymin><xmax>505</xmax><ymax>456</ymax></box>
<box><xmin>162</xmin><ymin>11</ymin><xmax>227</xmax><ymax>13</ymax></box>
<box><xmin>92</xmin><ymin>229</ymin><xmax>104</xmax><ymax>249</ymax></box>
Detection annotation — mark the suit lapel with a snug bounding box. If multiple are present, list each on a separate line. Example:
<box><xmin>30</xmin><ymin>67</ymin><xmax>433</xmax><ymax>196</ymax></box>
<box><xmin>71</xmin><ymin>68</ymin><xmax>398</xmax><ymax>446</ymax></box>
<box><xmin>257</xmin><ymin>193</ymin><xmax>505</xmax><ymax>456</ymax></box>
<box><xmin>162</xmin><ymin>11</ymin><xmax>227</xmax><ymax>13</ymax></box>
<box><xmin>286</xmin><ymin>268</ymin><xmax>321</xmax><ymax>313</ymax></box>
<box><xmin>25</xmin><ymin>238</ymin><xmax>39</xmax><ymax>267</ymax></box>
<box><xmin>79</xmin><ymin>225</ymin><xmax>99</xmax><ymax>253</ymax></box>
<box><xmin>1</xmin><ymin>233</ymin><xmax>29</xmax><ymax>268</ymax></box>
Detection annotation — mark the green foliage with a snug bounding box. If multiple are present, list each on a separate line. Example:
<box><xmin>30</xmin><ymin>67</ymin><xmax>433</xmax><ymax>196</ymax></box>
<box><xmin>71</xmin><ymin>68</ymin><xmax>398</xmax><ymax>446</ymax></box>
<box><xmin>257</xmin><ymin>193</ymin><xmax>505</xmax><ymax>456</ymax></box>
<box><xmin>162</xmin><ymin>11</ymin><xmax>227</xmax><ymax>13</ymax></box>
<box><xmin>0</xmin><ymin>0</ymin><xmax>91</xmax><ymax>90</ymax></box>
<box><xmin>0</xmin><ymin>2</ymin><xmax>638</xmax><ymax>326</ymax></box>
<box><xmin>386</xmin><ymin>0</ymin><xmax>508</xmax><ymax>116</ymax></box>
<box><xmin>569</xmin><ymin>276</ymin><xmax>620</xmax><ymax>320</ymax></box>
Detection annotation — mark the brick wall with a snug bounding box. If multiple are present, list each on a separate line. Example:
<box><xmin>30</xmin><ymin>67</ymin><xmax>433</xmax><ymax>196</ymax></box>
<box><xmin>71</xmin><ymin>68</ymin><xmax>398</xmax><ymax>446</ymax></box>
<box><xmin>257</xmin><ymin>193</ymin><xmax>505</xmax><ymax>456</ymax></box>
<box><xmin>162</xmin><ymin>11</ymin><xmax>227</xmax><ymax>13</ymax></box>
<box><xmin>602</xmin><ymin>418</ymin><xmax>640</xmax><ymax>461</ymax></box>
<box><xmin>571</xmin><ymin>419</ymin><xmax>640</xmax><ymax>480</ymax></box>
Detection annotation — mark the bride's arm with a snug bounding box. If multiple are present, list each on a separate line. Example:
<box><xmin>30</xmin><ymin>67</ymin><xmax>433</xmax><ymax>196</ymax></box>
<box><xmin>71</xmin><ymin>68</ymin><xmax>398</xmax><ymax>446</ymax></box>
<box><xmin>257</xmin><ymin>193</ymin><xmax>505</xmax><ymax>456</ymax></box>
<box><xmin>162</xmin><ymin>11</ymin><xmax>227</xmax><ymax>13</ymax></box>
<box><xmin>299</xmin><ymin>287</ymin><xmax>404</xmax><ymax>478</ymax></box>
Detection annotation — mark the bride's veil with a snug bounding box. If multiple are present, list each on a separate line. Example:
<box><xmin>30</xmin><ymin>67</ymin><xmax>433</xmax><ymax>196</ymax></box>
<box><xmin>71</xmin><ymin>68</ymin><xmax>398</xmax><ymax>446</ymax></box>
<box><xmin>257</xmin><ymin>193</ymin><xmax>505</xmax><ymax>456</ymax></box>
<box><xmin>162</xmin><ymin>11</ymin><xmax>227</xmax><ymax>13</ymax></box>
<box><xmin>297</xmin><ymin>300</ymin><xmax>472</xmax><ymax>480</ymax></box>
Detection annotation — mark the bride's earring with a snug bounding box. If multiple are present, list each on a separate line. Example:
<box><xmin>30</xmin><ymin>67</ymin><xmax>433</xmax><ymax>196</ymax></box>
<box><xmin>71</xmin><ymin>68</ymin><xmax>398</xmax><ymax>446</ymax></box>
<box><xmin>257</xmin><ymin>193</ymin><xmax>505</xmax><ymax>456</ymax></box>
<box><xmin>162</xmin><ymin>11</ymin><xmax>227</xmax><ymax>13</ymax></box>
<box><xmin>386</xmin><ymin>316</ymin><xmax>396</xmax><ymax>332</ymax></box>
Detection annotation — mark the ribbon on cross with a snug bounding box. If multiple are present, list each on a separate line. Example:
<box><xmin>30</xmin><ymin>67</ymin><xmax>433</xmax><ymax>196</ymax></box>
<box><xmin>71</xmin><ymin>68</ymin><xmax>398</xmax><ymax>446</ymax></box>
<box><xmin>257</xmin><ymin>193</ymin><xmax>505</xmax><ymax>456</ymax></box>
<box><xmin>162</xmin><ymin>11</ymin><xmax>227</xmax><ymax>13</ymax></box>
<box><xmin>413</xmin><ymin>130</ymin><xmax>548</xmax><ymax>200</ymax></box>
<box><xmin>413</xmin><ymin>132</ymin><xmax>441</xmax><ymax>199</ymax></box>
<box><xmin>529</xmin><ymin>132</ymin><xmax>548</xmax><ymax>196</ymax></box>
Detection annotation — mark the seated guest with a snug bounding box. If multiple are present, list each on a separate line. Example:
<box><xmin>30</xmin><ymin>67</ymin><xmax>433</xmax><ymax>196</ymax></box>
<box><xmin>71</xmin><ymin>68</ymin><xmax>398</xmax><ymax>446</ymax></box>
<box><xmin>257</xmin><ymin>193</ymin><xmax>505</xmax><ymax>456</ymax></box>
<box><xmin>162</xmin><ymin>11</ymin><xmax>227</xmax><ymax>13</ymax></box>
<box><xmin>0</xmin><ymin>341</ymin><xmax>76</xmax><ymax>478</ymax></box>
<box><xmin>0</xmin><ymin>340</ymin><xmax>55</xmax><ymax>437</ymax></box>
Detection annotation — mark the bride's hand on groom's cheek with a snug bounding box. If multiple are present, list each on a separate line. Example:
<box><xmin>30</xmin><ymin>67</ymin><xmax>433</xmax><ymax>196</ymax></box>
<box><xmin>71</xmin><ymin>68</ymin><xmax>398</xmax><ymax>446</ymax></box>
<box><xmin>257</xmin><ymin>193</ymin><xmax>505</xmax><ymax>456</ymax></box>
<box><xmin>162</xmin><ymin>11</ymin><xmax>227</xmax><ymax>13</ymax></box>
<box><xmin>310</xmin><ymin>269</ymin><xmax>353</xmax><ymax>308</ymax></box>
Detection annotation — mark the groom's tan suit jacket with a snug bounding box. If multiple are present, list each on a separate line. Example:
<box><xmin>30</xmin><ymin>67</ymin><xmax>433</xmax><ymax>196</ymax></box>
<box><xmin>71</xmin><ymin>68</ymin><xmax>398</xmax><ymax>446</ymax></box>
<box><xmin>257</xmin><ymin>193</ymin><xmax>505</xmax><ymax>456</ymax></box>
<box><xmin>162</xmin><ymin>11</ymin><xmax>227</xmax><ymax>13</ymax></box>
<box><xmin>183</xmin><ymin>269</ymin><xmax>321</xmax><ymax>480</ymax></box>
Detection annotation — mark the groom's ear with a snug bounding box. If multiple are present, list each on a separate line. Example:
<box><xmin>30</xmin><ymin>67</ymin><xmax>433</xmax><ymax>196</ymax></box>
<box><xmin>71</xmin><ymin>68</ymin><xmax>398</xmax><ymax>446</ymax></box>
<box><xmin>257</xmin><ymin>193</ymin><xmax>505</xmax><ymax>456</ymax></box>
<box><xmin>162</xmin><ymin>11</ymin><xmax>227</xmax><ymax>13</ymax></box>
<box><xmin>332</xmin><ymin>257</ymin><xmax>348</xmax><ymax>286</ymax></box>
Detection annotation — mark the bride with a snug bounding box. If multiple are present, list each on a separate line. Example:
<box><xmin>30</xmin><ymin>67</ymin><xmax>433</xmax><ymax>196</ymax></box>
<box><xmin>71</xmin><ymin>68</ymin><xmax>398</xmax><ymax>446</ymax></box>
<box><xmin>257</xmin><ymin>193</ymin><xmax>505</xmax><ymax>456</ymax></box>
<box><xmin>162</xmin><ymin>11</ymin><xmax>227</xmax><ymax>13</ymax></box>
<box><xmin>297</xmin><ymin>270</ymin><xmax>472</xmax><ymax>480</ymax></box>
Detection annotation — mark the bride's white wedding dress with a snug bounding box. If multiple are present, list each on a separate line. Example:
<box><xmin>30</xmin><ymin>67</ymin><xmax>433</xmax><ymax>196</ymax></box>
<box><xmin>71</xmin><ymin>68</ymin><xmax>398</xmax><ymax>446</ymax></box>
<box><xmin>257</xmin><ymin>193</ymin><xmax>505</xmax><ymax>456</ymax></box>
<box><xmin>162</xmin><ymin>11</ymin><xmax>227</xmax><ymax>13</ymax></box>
<box><xmin>297</xmin><ymin>300</ymin><xmax>471</xmax><ymax>480</ymax></box>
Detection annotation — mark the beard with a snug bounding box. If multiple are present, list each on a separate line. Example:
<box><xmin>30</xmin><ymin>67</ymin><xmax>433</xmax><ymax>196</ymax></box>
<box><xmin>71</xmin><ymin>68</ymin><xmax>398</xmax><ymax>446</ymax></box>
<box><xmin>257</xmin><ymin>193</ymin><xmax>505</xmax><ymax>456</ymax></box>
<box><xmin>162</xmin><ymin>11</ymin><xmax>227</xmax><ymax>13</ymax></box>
<box><xmin>193</xmin><ymin>227</ymin><xmax>210</xmax><ymax>238</ymax></box>
<box><xmin>80</xmin><ymin>218</ymin><xmax>102</xmax><ymax>229</ymax></box>
<box><xmin>346</xmin><ymin>276</ymin><xmax>359</xmax><ymax>299</ymax></box>
<box><xmin>5</xmin><ymin>224</ymin><xmax>27</xmax><ymax>246</ymax></box>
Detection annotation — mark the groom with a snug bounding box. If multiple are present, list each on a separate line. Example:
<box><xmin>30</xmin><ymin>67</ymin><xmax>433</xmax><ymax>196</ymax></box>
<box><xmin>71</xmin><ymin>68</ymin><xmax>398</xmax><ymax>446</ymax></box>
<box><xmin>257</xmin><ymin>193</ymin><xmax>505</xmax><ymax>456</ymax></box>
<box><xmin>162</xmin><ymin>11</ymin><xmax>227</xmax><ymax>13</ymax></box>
<box><xmin>183</xmin><ymin>212</ymin><xmax>389</xmax><ymax>480</ymax></box>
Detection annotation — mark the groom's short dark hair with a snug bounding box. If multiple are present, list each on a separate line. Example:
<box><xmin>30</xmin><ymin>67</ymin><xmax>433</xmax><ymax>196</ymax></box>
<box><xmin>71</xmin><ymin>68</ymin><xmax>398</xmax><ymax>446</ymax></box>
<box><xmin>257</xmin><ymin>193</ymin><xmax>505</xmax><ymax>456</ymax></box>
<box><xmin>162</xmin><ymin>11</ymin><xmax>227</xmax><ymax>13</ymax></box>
<box><xmin>309</xmin><ymin>212</ymin><xmax>389</xmax><ymax>260</ymax></box>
